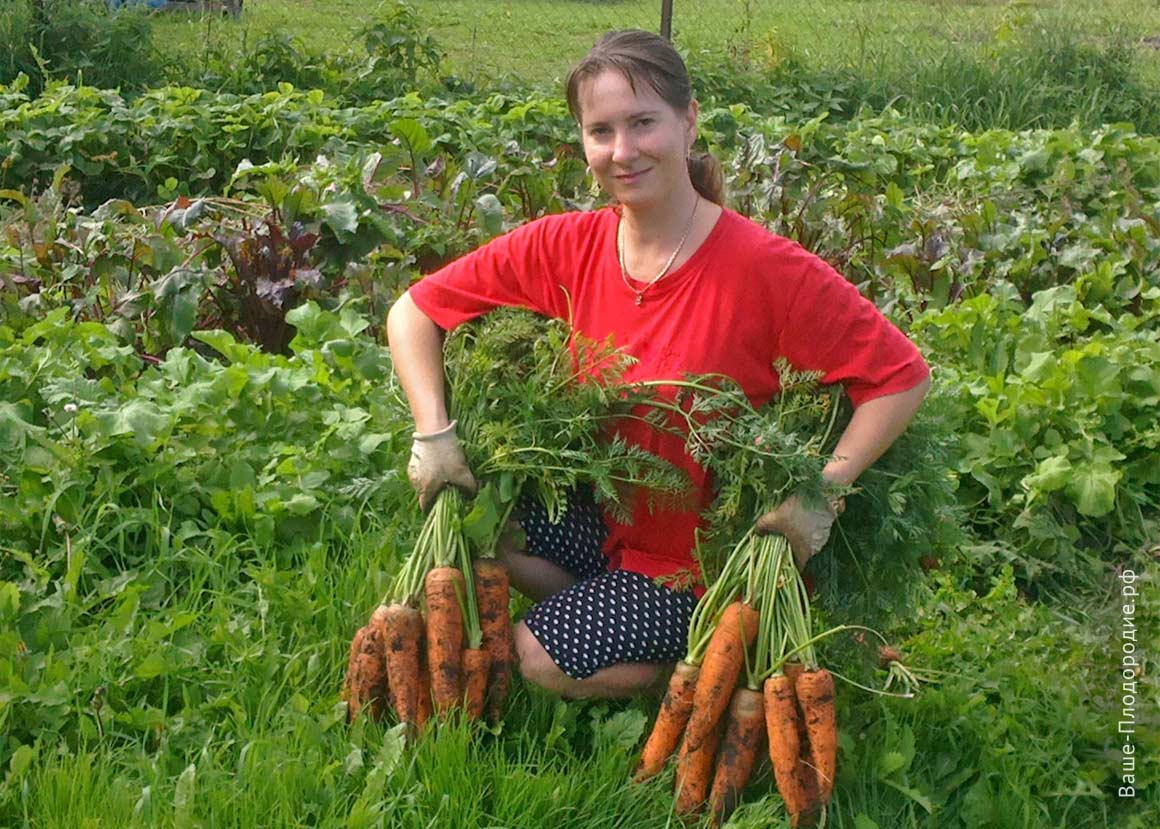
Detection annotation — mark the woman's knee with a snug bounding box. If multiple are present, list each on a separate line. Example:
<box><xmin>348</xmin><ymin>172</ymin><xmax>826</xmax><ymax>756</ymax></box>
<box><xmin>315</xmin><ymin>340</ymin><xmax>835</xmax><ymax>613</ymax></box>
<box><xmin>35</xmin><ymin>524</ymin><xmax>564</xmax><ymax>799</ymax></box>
<box><xmin>513</xmin><ymin>621</ymin><xmax>571</xmax><ymax>691</ymax></box>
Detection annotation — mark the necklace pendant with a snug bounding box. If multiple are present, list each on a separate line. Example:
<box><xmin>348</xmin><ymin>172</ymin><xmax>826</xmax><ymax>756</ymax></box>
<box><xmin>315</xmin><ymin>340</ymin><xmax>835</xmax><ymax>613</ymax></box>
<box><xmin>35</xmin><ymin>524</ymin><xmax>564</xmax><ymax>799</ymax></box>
<box><xmin>634</xmin><ymin>293</ymin><xmax>643</xmax><ymax>306</ymax></box>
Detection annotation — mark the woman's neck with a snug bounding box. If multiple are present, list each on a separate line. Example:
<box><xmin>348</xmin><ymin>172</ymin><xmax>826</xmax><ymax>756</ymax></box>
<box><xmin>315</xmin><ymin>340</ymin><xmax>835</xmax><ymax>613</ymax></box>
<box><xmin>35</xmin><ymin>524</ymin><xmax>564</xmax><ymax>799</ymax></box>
<box><xmin>619</xmin><ymin>185</ymin><xmax>701</xmax><ymax>247</ymax></box>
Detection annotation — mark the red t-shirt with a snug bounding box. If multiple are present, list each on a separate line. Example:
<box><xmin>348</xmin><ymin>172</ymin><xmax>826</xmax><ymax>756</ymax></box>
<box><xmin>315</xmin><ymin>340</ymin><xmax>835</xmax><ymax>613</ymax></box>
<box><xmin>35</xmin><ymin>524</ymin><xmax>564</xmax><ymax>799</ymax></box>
<box><xmin>408</xmin><ymin>207</ymin><xmax>929</xmax><ymax>589</ymax></box>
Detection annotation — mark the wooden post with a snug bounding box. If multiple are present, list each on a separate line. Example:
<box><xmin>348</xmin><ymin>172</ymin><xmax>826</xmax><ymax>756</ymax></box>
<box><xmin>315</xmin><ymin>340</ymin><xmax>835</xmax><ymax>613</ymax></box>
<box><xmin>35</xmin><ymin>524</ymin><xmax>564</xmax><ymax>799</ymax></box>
<box><xmin>660</xmin><ymin>0</ymin><xmax>673</xmax><ymax>40</ymax></box>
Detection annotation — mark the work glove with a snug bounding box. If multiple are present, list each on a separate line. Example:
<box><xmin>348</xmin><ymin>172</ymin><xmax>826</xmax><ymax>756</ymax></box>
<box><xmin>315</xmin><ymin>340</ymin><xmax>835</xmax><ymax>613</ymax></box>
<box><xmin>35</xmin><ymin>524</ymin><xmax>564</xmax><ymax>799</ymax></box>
<box><xmin>406</xmin><ymin>420</ymin><xmax>477</xmax><ymax>511</ymax></box>
<box><xmin>755</xmin><ymin>491</ymin><xmax>844</xmax><ymax>571</ymax></box>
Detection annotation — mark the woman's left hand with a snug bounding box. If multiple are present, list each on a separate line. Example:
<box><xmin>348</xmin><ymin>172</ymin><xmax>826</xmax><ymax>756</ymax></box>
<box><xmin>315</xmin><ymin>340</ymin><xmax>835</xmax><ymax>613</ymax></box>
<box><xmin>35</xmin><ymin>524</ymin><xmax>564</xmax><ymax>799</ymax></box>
<box><xmin>755</xmin><ymin>492</ymin><xmax>844</xmax><ymax>570</ymax></box>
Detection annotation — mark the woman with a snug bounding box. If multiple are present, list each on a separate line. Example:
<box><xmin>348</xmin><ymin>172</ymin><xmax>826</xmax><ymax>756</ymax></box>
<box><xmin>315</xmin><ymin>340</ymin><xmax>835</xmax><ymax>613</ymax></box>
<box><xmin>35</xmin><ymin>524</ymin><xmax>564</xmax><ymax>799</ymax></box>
<box><xmin>387</xmin><ymin>30</ymin><xmax>930</xmax><ymax>700</ymax></box>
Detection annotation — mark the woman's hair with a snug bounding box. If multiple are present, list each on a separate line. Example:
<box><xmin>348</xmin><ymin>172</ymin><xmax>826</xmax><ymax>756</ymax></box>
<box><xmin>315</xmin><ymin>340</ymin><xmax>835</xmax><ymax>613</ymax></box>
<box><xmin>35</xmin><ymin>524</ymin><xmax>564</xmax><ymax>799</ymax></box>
<box><xmin>565</xmin><ymin>29</ymin><xmax>725</xmax><ymax>206</ymax></box>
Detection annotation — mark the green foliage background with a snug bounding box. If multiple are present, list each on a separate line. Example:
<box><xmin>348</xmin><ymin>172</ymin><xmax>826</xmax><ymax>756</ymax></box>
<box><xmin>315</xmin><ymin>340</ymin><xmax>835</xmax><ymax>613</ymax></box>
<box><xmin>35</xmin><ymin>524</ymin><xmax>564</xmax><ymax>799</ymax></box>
<box><xmin>1</xmin><ymin>2</ymin><xmax>1158</xmax><ymax>827</ymax></box>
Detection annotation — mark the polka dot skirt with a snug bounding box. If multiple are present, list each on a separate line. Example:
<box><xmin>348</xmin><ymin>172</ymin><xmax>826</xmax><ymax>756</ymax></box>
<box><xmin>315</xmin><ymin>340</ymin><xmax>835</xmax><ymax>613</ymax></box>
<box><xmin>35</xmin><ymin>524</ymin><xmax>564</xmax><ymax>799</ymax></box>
<box><xmin>518</xmin><ymin>489</ymin><xmax>698</xmax><ymax>680</ymax></box>
<box><xmin>517</xmin><ymin>489</ymin><xmax>609</xmax><ymax>581</ymax></box>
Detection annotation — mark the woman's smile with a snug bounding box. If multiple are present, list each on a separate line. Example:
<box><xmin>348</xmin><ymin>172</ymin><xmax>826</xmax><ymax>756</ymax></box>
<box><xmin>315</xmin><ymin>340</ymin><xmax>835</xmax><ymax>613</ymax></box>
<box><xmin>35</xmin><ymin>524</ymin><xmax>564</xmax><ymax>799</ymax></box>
<box><xmin>614</xmin><ymin>167</ymin><xmax>653</xmax><ymax>184</ymax></box>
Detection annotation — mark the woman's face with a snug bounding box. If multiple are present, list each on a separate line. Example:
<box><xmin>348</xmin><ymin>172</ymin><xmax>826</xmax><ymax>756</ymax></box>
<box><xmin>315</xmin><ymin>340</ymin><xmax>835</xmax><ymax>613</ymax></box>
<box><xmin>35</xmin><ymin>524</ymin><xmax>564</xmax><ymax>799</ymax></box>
<box><xmin>576</xmin><ymin>69</ymin><xmax>697</xmax><ymax>211</ymax></box>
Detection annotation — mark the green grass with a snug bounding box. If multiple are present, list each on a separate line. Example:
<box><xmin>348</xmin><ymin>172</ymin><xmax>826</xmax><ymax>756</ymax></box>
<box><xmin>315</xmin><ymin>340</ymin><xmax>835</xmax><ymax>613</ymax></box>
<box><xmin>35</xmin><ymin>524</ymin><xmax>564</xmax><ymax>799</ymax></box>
<box><xmin>136</xmin><ymin>0</ymin><xmax>1160</xmax><ymax>132</ymax></box>
<box><xmin>3</xmin><ymin>483</ymin><xmax>1156</xmax><ymax>827</ymax></box>
<box><xmin>153</xmin><ymin>0</ymin><xmax>1160</xmax><ymax>88</ymax></box>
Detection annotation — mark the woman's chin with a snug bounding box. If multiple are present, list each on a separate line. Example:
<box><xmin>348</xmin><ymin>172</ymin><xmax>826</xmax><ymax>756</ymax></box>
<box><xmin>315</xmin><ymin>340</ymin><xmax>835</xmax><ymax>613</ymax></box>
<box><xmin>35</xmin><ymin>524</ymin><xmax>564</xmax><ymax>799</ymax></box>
<box><xmin>611</xmin><ymin>189</ymin><xmax>661</xmax><ymax>213</ymax></box>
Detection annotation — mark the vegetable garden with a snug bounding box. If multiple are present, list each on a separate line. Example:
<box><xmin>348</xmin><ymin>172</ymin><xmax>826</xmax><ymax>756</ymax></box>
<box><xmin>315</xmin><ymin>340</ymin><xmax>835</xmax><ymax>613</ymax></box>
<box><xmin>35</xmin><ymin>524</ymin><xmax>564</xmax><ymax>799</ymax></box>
<box><xmin>1</xmin><ymin>3</ymin><xmax>1158</xmax><ymax>827</ymax></box>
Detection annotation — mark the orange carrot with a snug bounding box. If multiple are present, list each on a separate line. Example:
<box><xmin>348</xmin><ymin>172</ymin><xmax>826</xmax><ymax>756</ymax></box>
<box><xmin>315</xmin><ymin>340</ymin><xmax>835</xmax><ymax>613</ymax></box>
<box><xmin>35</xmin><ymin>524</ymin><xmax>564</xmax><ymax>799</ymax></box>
<box><xmin>416</xmin><ymin>644</ymin><xmax>432</xmax><ymax>730</ymax></box>
<box><xmin>708</xmin><ymin>687</ymin><xmax>766</xmax><ymax>824</ymax></box>
<box><xmin>472</xmin><ymin>558</ymin><xmax>514</xmax><ymax>723</ymax></box>
<box><xmin>683</xmin><ymin>601</ymin><xmax>759</xmax><ymax>754</ymax></box>
<box><xmin>382</xmin><ymin>602</ymin><xmax>424</xmax><ymax>727</ymax></box>
<box><xmin>634</xmin><ymin>660</ymin><xmax>700</xmax><ymax>782</ymax></box>
<box><xmin>342</xmin><ymin>624</ymin><xmax>367</xmax><ymax>717</ymax></box>
<box><xmin>346</xmin><ymin>606</ymin><xmax>391</xmax><ymax>722</ymax></box>
<box><xmin>425</xmin><ymin>566</ymin><xmax>465</xmax><ymax>714</ymax></box>
<box><xmin>796</xmin><ymin>667</ymin><xmax>838</xmax><ymax>805</ymax></box>
<box><xmin>782</xmin><ymin>660</ymin><xmax>810</xmax><ymax>749</ymax></box>
<box><xmin>461</xmin><ymin>647</ymin><xmax>492</xmax><ymax>721</ymax></box>
<box><xmin>674</xmin><ymin>720</ymin><xmax>723</xmax><ymax>817</ymax></box>
<box><xmin>764</xmin><ymin>674</ymin><xmax>820</xmax><ymax>828</ymax></box>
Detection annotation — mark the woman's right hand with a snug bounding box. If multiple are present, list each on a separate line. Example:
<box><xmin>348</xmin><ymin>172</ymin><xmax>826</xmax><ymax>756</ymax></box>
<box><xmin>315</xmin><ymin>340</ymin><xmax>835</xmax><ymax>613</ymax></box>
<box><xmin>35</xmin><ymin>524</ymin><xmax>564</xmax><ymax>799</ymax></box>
<box><xmin>407</xmin><ymin>420</ymin><xmax>478</xmax><ymax>511</ymax></box>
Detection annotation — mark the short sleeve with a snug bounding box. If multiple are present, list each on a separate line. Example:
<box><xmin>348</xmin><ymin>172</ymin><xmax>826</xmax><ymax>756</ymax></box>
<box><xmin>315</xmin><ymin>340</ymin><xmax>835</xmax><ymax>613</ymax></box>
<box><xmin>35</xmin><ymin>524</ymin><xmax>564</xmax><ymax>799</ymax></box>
<box><xmin>778</xmin><ymin>258</ymin><xmax>929</xmax><ymax>407</ymax></box>
<box><xmin>407</xmin><ymin>214</ymin><xmax>578</xmax><ymax>331</ymax></box>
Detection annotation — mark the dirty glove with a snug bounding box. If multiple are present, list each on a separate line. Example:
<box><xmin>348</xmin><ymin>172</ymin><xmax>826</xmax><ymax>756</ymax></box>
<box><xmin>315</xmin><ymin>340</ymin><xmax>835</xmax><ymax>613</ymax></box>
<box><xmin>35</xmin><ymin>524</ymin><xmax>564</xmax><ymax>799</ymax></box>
<box><xmin>406</xmin><ymin>420</ymin><xmax>477</xmax><ymax>511</ymax></box>
<box><xmin>755</xmin><ymin>491</ymin><xmax>844</xmax><ymax>571</ymax></box>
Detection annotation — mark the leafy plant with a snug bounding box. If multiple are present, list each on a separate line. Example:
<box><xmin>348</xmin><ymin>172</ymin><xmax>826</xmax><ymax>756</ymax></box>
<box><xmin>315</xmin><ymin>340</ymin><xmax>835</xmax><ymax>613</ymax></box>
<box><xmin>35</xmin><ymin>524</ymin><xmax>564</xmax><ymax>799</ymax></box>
<box><xmin>0</xmin><ymin>0</ymin><xmax>163</xmax><ymax>95</ymax></box>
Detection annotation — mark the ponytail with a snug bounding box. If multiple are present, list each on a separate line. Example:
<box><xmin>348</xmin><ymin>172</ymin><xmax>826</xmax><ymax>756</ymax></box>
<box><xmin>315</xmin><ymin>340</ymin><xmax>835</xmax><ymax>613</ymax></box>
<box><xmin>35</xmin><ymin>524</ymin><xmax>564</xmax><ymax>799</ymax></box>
<box><xmin>688</xmin><ymin>151</ymin><xmax>725</xmax><ymax>206</ymax></box>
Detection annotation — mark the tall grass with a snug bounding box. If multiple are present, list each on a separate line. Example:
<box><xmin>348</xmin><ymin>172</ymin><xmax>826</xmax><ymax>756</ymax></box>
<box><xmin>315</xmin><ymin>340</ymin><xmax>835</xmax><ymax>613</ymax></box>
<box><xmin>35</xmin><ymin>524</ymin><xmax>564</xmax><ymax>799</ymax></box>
<box><xmin>696</xmin><ymin>18</ymin><xmax>1160</xmax><ymax>132</ymax></box>
<box><xmin>0</xmin><ymin>0</ymin><xmax>163</xmax><ymax>94</ymax></box>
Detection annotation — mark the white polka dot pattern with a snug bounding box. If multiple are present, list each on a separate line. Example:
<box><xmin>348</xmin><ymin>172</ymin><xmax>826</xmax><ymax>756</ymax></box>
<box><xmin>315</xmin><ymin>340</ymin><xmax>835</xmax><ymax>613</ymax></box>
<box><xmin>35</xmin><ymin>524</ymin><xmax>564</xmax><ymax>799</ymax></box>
<box><xmin>518</xmin><ymin>488</ymin><xmax>609</xmax><ymax>580</ymax></box>
<box><xmin>518</xmin><ymin>488</ymin><xmax>697</xmax><ymax>680</ymax></box>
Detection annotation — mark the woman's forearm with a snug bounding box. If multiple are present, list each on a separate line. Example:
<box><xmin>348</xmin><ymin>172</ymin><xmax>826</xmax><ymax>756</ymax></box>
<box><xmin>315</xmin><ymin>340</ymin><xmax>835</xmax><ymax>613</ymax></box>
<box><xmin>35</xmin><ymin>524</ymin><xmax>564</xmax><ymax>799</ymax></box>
<box><xmin>386</xmin><ymin>290</ymin><xmax>451</xmax><ymax>434</ymax></box>
<box><xmin>822</xmin><ymin>376</ymin><xmax>931</xmax><ymax>486</ymax></box>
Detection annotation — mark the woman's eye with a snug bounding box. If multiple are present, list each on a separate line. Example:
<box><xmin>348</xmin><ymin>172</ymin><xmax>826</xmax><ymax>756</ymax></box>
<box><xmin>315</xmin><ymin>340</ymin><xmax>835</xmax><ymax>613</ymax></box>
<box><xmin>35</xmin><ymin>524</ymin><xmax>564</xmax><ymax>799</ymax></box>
<box><xmin>636</xmin><ymin>118</ymin><xmax>654</xmax><ymax>128</ymax></box>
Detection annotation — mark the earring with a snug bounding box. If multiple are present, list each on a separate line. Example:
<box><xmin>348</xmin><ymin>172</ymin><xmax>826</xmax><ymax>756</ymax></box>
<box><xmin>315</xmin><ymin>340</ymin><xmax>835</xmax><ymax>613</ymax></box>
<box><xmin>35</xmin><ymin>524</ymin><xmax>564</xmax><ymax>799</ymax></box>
<box><xmin>585</xmin><ymin>164</ymin><xmax>592</xmax><ymax>176</ymax></box>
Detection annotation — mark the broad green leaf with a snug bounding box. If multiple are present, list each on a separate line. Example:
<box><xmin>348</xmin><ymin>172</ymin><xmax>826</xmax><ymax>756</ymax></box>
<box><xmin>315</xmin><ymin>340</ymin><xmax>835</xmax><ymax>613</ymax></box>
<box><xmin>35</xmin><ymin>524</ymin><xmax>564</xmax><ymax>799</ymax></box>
<box><xmin>0</xmin><ymin>582</ymin><xmax>20</xmax><ymax>625</ymax></box>
<box><xmin>364</xmin><ymin>724</ymin><xmax>405</xmax><ymax>791</ymax></box>
<box><xmin>339</xmin><ymin>307</ymin><xmax>371</xmax><ymax>337</ymax></box>
<box><xmin>283</xmin><ymin>493</ymin><xmax>320</xmax><ymax>516</ymax></box>
<box><xmin>4</xmin><ymin>744</ymin><xmax>36</xmax><ymax>789</ymax></box>
<box><xmin>882</xmin><ymin>778</ymin><xmax>935</xmax><ymax>813</ymax></box>
<box><xmin>1076</xmin><ymin>355</ymin><xmax>1119</xmax><ymax>398</ymax></box>
<box><xmin>357</xmin><ymin>433</ymin><xmax>391</xmax><ymax>454</ymax></box>
<box><xmin>390</xmin><ymin>118</ymin><xmax>432</xmax><ymax>155</ymax></box>
<box><xmin>1020</xmin><ymin>352</ymin><xmax>1056</xmax><ymax>384</ymax></box>
<box><xmin>877</xmin><ymin>750</ymin><xmax>908</xmax><ymax>777</ymax></box>
<box><xmin>322</xmin><ymin>198</ymin><xmax>359</xmax><ymax>241</ymax></box>
<box><xmin>592</xmin><ymin>709</ymin><xmax>647</xmax><ymax>752</ymax></box>
<box><xmin>95</xmin><ymin>400</ymin><xmax>169</xmax><ymax>446</ymax></box>
<box><xmin>462</xmin><ymin>483</ymin><xmax>502</xmax><ymax>549</ymax></box>
<box><xmin>475</xmin><ymin>193</ymin><xmax>504</xmax><ymax>237</ymax></box>
<box><xmin>343</xmin><ymin>745</ymin><xmax>364</xmax><ymax>776</ymax></box>
<box><xmin>193</xmin><ymin>329</ymin><xmax>243</xmax><ymax>361</ymax></box>
<box><xmin>464</xmin><ymin>151</ymin><xmax>498</xmax><ymax>180</ymax></box>
<box><xmin>229</xmin><ymin>460</ymin><xmax>258</xmax><ymax>491</ymax></box>
<box><xmin>132</xmin><ymin>786</ymin><xmax>152</xmax><ymax>822</ymax></box>
<box><xmin>135</xmin><ymin>652</ymin><xmax>170</xmax><ymax>679</ymax></box>
<box><xmin>1023</xmin><ymin>454</ymin><xmax>1072</xmax><ymax>492</ymax></box>
<box><xmin>1067</xmin><ymin>464</ymin><xmax>1121</xmax><ymax>516</ymax></box>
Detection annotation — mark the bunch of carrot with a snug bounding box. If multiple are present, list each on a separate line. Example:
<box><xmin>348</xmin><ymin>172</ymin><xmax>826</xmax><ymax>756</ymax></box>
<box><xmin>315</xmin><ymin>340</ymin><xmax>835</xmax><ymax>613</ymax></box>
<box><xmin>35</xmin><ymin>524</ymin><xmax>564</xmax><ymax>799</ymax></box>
<box><xmin>635</xmin><ymin>532</ymin><xmax>838</xmax><ymax>827</ymax></box>
<box><xmin>342</xmin><ymin>488</ymin><xmax>514</xmax><ymax>732</ymax></box>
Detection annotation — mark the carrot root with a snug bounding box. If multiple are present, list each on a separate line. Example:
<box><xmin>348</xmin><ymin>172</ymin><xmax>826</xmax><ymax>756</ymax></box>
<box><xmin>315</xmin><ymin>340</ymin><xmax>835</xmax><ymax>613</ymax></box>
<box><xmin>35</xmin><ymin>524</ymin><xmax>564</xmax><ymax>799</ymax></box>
<box><xmin>797</xmin><ymin>668</ymin><xmax>838</xmax><ymax>805</ymax></box>
<box><xmin>764</xmin><ymin>675</ymin><xmax>820</xmax><ymax>827</ymax></box>
<box><xmin>634</xmin><ymin>660</ymin><xmax>700</xmax><ymax>782</ymax></box>
<box><xmin>674</xmin><ymin>720</ymin><xmax>723</xmax><ymax>818</ymax></box>
<box><xmin>382</xmin><ymin>602</ymin><xmax>424</xmax><ymax>727</ymax></box>
<box><xmin>345</xmin><ymin>605</ymin><xmax>391</xmax><ymax>722</ymax></box>
<box><xmin>684</xmin><ymin>601</ymin><xmax>759</xmax><ymax>754</ymax></box>
<box><xmin>461</xmin><ymin>647</ymin><xmax>492</xmax><ymax>722</ymax></box>
<box><xmin>473</xmin><ymin>558</ymin><xmax>514</xmax><ymax>723</ymax></box>
<box><xmin>425</xmin><ymin>566</ymin><xmax>465</xmax><ymax>715</ymax></box>
<box><xmin>708</xmin><ymin>687</ymin><xmax>766</xmax><ymax>825</ymax></box>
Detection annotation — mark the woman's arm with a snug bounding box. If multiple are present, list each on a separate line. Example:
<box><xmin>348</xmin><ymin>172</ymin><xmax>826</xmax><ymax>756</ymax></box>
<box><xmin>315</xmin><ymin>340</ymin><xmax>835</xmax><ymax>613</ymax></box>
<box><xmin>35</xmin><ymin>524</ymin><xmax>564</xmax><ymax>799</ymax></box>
<box><xmin>387</xmin><ymin>290</ymin><xmax>477</xmax><ymax>510</ymax></box>
<box><xmin>386</xmin><ymin>290</ymin><xmax>452</xmax><ymax>433</ymax></box>
<box><xmin>756</xmin><ymin>376</ymin><xmax>930</xmax><ymax>568</ymax></box>
<box><xmin>822</xmin><ymin>376</ymin><xmax>931</xmax><ymax>486</ymax></box>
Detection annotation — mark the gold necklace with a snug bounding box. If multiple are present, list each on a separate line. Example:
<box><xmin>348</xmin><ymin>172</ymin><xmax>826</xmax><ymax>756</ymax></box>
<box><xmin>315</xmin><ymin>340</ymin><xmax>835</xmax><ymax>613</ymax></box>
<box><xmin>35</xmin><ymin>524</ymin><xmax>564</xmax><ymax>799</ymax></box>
<box><xmin>617</xmin><ymin>195</ymin><xmax>700</xmax><ymax>307</ymax></box>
